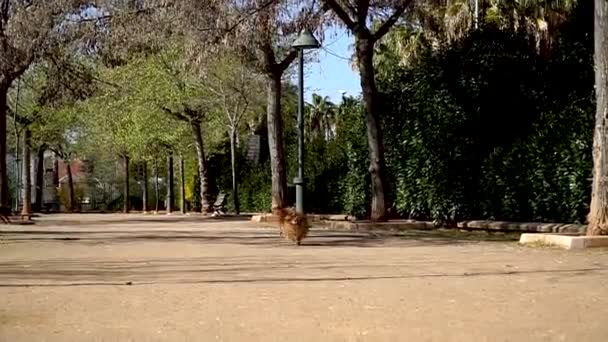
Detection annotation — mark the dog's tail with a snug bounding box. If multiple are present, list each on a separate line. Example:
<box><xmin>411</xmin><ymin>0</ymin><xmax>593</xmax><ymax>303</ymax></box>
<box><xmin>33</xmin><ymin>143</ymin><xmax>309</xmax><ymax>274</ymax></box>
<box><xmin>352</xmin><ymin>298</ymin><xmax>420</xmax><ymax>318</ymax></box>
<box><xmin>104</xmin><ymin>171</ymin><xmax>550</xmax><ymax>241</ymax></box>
<box><xmin>273</xmin><ymin>208</ymin><xmax>293</xmax><ymax>236</ymax></box>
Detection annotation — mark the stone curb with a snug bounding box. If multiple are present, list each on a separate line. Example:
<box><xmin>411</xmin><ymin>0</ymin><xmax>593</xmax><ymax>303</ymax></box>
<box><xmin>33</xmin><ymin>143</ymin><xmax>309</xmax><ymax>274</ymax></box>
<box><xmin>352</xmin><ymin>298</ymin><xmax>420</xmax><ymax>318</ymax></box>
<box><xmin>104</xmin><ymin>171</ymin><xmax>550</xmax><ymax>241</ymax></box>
<box><xmin>458</xmin><ymin>221</ymin><xmax>586</xmax><ymax>234</ymax></box>
<box><xmin>251</xmin><ymin>213</ymin><xmax>355</xmax><ymax>223</ymax></box>
<box><xmin>316</xmin><ymin>220</ymin><xmax>435</xmax><ymax>232</ymax></box>
<box><xmin>519</xmin><ymin>233</ymin><xmax>608</xmax><ymax>249</ymax></box>
<box><xmin>251</xmin><ymin>214</ymin><xmax>587</xmax><ymax>235</ymax></box>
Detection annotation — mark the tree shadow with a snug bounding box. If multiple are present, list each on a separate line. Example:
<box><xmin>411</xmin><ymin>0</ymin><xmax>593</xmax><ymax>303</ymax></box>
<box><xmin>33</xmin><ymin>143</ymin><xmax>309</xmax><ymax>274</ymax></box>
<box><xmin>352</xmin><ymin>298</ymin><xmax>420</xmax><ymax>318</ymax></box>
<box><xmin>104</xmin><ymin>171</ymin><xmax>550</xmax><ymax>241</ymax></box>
<box><xmin>2</xmin><ymin>234</ymin><xmax>606</xmax><ymax>288</ymax></box>
<box><xmin>30</xmin><ymin>214</ymin><xmax>253</xmax><ymax>227</ymax></box>
<box><xmin>1</xmin><ymin>228</ymin><xmax>515</xmax><ymax>248</ymax></box>
<box><xmin>0</xmin><ymin>265</ymin><xmax>605</xmax><ymax>288</ymax></box>
<box><xmin>394</xmin><ymin>229</ymin><xmax>522</xmax><ymax>242</ymax></box>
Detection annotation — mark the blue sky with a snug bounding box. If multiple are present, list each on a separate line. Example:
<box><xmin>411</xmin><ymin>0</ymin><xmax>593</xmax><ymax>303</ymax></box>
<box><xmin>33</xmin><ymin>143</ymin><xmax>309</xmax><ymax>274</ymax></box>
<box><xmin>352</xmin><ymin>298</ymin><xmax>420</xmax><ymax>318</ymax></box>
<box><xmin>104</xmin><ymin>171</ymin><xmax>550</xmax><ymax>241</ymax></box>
<box><xmin>298</xmin><ymin>27</ymin><xmax>362</xmax><ymax>104</ymax></box>
<box><xmin>78</xmin><ymin>6</ymin><xmax>358</xmax><ymax>105</ymax></box>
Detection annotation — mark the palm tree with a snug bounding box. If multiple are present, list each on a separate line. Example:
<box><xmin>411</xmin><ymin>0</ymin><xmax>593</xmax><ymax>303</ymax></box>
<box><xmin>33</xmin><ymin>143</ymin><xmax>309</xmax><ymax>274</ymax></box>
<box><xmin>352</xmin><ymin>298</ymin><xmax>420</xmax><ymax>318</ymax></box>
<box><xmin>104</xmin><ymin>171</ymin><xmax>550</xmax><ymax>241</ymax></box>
<box><xmin>306</xmin><ymin>94</ymin><xmax>336</xmax><ymax>141</ymax></box>
<box><xmin>374</xmin><ymin>0</ymin><xmax>578</xmax><ymax>67</ymax></box>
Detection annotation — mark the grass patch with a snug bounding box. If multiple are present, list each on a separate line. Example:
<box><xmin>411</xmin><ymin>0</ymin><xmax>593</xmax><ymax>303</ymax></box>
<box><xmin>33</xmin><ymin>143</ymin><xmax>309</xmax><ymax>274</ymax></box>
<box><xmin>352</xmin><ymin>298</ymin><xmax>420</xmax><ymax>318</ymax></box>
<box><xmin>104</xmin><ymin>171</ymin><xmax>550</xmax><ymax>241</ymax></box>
<box><xmin>520</xmin><ymin>240</ymin><xmax>558</xmax><ymax>248</ymax></box>
<box><xmin>395</xmin><ymin>228</ymin><xmax>521</xmax><ymax>242</ymax></box>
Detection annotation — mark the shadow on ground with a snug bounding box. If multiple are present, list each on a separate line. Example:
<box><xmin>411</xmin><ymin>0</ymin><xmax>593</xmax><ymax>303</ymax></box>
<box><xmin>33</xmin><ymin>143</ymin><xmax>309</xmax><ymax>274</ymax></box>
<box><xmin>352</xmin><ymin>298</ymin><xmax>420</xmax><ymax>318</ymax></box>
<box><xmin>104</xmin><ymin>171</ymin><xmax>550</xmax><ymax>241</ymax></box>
<box><xmin>0</xmin><ymin>248</ymin><xmax>606</xmax><ymax>288</ymax></box>
<box><xmin>0</xmin><ymin>214</ymin><xmax>550</xmax><ymax>288</ymax></box>
<box><xmin>30</xmin><ymin>214</ymin><xmax>253</xmax><ymax>227</ymax></box>
<box><xmin>1</xmin><ymin>229</ymin><xmax>520</xmax><ymax>248</ymax></box>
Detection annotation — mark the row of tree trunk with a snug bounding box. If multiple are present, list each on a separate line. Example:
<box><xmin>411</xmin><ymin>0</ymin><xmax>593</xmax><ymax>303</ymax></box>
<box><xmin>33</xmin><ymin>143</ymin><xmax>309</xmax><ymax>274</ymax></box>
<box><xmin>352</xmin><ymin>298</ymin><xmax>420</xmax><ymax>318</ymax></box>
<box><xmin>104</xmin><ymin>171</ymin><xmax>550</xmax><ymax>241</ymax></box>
<box><xmin>19</xmin><ymin>149</ymin><xmax>187</xmax><ymax>216</ymax></box>
<box><xmin>122</xmin><ymin>155</ymin><xmax>182</xmax><ymax>215</ymax></box>
<box><xmin>13</xmin><ymin>129</ymin><xmax>47</xmax><ymax>216</ymax></box>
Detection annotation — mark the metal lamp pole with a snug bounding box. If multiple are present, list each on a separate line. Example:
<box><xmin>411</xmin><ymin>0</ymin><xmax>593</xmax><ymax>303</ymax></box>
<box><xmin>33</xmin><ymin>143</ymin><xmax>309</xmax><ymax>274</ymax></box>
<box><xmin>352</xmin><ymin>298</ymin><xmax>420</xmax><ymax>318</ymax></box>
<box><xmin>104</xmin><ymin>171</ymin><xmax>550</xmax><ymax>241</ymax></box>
<box><xmin>292</xmin><ymin>29</ymin><xmax>320</xmax><ymax>215</ymax></box>
<box><xmin>295</xmin><ymin>48</ymin><xmax>305</xmax><ymax>215</ymax></box>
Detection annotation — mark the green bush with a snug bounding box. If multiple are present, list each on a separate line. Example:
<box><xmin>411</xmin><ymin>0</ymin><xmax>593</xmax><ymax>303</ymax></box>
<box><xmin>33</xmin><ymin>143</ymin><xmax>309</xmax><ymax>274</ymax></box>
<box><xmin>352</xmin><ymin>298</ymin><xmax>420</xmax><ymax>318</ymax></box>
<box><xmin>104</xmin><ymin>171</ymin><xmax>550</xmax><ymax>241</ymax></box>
<box><xmin>235</xmin><ymin>161</ymin><xmax>272</xmax><ymax>212</ymax></box>
<box><xmin>378</xmin><ymin>8</ymin><xmax>594</xmax><ymax>223</ymax></box>
<box><xmin>332</xmin><ymin>96</ymin><xmax>369</xmax><ymax>217</ymax></box>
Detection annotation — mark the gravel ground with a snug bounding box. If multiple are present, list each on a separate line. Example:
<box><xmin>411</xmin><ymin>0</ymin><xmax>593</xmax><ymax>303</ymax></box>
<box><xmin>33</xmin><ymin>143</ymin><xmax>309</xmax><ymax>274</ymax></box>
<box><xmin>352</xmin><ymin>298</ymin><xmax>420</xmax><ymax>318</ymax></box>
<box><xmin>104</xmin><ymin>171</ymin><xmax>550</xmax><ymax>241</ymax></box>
<box><xmin>1</xmin><ymin>213</ymin><xmax>607</xmax><ymax>341</ymax></box>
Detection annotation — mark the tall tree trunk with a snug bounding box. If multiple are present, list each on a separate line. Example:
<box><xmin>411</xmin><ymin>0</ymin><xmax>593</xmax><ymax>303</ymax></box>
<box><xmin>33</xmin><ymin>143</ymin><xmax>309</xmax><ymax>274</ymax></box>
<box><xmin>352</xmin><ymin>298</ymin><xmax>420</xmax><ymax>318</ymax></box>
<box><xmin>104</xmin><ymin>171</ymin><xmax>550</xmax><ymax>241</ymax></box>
<box><xmin>356</xmin><ymin>38</ymin><xmax>389</xmax><ymax>222</ymax></box>
<box><xmin>53</xmin><ymin>155</ymin><xmax>59</xmax><ymax>212</ymax></box>
<box><xmin>154</xmin><ymin>158</ymin><xmax>160</xmax><ymax>212</ymax></box>
<box><xmin>266</xmin><ymin>73</ymin><xmax>287</xmax><ymax>211</ymax></box>
<box><xmin>180</xmin><ymin>156</ymin><xmax>186</xmax><ymax>214</ymax></box>
<box><xmin>123</xmin><ymin>154</ymin><xmax>130</xmax><ymax>213</ymax></box>
<box><xmin>53</xmin><ymin>157</ymin><xmax>59</xmax><ymax>187</ymax></box>
<box><xmin>66</xmin><ymin>162</ymin><xmax>75</xmax><ymax>213</ymax></box>
<box><xmin>0</xmin><ymin>86</ymin><xmax>8</xmax><ymax>207</ymax></box>
<box><xmin>14</xmin><ymin>128</ymin><xmax>20</xmax><ymax>211</ymax></box>
<box><xmin>190</xmin><ymin>120</ymin><xmax>211</xmax><ymax>212</ymax></box>
<box><xmin>588</xmin><ymin>0</ymin><xmax>608</xmax><ymax>236</ymax></box>
<box><xmin>34</xmin><ymin>145</ymin><xmax>45</xmax><ymax>212</ymax></box>
<box><xmin>21</xmin><ymin>129</ymin><xmax>32</xmax><ymax>216</ymax></box>
<box><xmin>166</xmin><ymin>154</ymin><xmax>174</xmax><ymax>214</ymax></box>
<box><xmin>230</xmin><ymin>127</ymin><xmax>240</xmax><ymax>215</ymax></box>
<box><xmin>142</xmin><ymin>161</ymin><xmax>148</xmax><ymax>213</ymax></box>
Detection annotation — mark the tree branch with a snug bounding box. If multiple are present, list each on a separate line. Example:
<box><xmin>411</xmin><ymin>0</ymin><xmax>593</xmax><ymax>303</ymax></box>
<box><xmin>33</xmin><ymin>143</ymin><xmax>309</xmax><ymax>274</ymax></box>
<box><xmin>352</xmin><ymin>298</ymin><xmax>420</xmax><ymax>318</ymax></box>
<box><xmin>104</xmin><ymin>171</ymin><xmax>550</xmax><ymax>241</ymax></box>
<box><xmin>64</xmin><ymin>6</ymin><xmax>161</xmax><ymax>24</ymax></box>
<box><xmin>159</xmin><ymin>106</ymin><xmax>189</xmax><ymax>122</ymax></box>
<box><xmin>323</xmin><ymin>0</ymin><xmax>356</xmax><ymax>30</ymax></box>
<box><xmin>200</xmin><ymin>0</ymin><xmax>277</xmax><ymax>38</ymax></box>
<box><xmin>357</xmin><ymin>0</ymin><xmax>370</xmax><ymax>25</ymax></box>
<box><xmin>5</xmin><ymin>104</ymin><xmax>39</xmax><ymax>127</ymax></box>
<box><xmin>372</xmin><ymin>1</ymin><xmax>413</xmax><ymax>42</ymax></box>
<box><xmin>234</xmin><ymin>100</ymin><xmax>250</xmax><ymax>129</ymax></box>
<box><xmin>278</xmin><ymin>50</ymin><xmax>297</xmax><ymax>72</ymax></box>
<box><xmin>49</xmin><ymin>146</ymin><xmax>67</xmax><ymax>160</ymax></box>
<box><xmin>158</xmin><ymin>54</ymin><xmax>186</xmax><ymax>92</ymax></box>
<box><xmin>0</xmin><ymin>0</ymin><xmax>9</xmax><ymax>33</ymax></box>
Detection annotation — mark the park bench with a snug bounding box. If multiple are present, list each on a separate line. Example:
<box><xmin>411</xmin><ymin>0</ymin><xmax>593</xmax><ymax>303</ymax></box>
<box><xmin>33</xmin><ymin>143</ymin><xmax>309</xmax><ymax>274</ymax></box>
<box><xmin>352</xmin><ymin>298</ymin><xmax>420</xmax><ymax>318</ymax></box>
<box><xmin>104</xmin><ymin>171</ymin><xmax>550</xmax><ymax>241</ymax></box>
<box><xmin>212</xmin><ymin>192</ymin><xmax>228</xmax><ymax>216</ymax></box>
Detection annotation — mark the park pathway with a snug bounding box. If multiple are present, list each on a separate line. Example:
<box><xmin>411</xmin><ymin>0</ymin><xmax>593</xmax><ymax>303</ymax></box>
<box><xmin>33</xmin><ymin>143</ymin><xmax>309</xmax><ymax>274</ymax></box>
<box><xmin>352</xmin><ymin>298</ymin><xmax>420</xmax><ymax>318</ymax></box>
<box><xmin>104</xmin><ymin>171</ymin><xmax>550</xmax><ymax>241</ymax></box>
<box><xmin>1</xmin><ymin>214</ymin><xmax>607</xmax><ymax>341</ymax></box>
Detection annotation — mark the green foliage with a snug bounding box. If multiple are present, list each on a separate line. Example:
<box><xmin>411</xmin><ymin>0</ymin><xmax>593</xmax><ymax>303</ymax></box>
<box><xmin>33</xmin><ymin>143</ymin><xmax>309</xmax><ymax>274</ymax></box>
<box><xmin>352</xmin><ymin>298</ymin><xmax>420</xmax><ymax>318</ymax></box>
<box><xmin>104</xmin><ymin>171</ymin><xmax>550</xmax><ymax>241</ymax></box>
<box><xmin>238</xmin><ymin>163</ymin><xmax>273</xmax><ymax>212</ymax></box>
<box><xmin>331</xmin><ymin>96</ymin><xmax>369</xmax><ymax>217</ymax></box>
<box><xmin>208</xmin><ymin>92</ymin><xmax>370</xmax><ymax>217</ymax></box>
<box><xmin>80</xmin><ymin>53</ymin><xmax>189</xmax><ymax>161</ymax></box>
<box><xmin>377</xmin><ymin>9</ymin><xmax>594</xmax><ymax>223</ymax></box>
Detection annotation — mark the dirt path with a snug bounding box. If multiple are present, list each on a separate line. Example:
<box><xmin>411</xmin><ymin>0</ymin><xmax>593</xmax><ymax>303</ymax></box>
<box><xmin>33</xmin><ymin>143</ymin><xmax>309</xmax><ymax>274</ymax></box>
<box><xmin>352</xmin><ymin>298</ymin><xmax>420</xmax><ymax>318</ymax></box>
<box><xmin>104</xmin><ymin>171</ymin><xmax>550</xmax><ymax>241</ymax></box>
<box><xmin>1</xmin><ymin>214</ymin><xmax>607</xmax><ymax>341</ymax></box>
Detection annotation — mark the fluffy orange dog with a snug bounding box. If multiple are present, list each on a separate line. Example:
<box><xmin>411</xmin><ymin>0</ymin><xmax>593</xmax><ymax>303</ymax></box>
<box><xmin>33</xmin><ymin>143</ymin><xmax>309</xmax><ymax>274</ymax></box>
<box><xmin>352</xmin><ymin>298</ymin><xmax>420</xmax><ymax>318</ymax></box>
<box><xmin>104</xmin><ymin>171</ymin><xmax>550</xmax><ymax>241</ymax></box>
<box><xmin>273</xmin><ymin>207</ymin><xmax>309</xmax><ymax>245</ymax></box>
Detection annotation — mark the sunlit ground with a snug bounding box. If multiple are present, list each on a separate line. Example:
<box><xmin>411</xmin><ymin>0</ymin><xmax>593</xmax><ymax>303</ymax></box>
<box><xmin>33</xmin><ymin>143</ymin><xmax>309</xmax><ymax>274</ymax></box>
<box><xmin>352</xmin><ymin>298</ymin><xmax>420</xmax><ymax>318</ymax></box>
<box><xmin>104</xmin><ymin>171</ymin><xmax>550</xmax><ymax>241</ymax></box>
<box><xmin>1</xmin><ymin>214</ymin><xmax>607</xmax><ymax>341</ymax></box>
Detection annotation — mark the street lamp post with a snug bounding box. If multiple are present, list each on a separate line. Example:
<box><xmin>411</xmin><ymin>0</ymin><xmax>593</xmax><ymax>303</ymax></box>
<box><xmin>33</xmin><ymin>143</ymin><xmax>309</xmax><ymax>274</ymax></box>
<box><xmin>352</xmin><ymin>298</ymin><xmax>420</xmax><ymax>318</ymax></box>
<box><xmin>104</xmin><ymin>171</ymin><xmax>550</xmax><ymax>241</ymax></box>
<box><xmin>291</xmin><ymin>29</ymin><xmax>320</xmax><ymax>215</ymax></box>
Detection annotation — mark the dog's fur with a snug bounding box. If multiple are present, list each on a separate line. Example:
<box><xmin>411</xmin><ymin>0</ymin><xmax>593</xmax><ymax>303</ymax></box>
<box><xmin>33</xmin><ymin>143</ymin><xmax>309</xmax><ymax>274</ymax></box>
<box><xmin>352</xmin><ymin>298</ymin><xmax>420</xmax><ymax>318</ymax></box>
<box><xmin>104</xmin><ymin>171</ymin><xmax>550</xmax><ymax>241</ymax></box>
<box><xmin>0</xmin><ymin>206</ymin><xmax>11</xmax><ymax>224</ymax></box>
<box><xmin>273</xmin><ymin>207</ymin><xmax>309</xmax><ymax>245</ymax></box>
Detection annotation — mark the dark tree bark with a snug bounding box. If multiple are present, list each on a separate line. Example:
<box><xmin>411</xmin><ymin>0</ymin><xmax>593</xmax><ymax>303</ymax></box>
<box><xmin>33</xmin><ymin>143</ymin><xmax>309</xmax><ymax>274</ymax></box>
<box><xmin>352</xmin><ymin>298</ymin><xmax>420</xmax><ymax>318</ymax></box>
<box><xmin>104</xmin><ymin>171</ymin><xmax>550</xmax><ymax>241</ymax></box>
<box><xmin>21</xmin><ymin>129</ymin><xmax>32</xmax><ymax>216</ymax></box>
<box><xmin>166</xmin><ymin>154</ymin><xmax>174</xmax><ymax>214</ymax></box>
<box><xmin>142</xmin><ymin>161</ymin><xmax>148</xmax><ymax>213</ymax></box>
<box><xmin>53</xmin><ymin>157</ymin><xmax>59</xmax><ymax>187</ymax></box>
<box><xmin>180</xmin><ymin>156</ymin><xmax>186</xmax><ymax>214</ymax></box>
<box><xmin>190</xmin><ymin>120</ymin><xmax>211</xmax><ymax>212</ymax></box>
<box><xmin>588</xmin><ymin>0</ymin><xmax>608</xmax><ymax>236</ymax></box>
<box><xmin>123</xmin><ymin>154</ymin><xmax>130</xmax><ymax>213</ymax></box>
<box><xmin>266</xmin><ymin>72</ymin><xmax>287</xmax><ymax>211</ymax></box>
<box><xmin>66</xmin><ymin>162</ymin><xmax>75</xmax><ymax>213</ymax></box>
<box><xmin>154</xmin><ymin>158</ymin><xmax>160</xmax><ymax>212</ymax></box>
<box><xmin>230</xmin><ymin>127</ymin><xmax>240</xmax><ymax>215</ymax></box>
<box><xmin>34</xmin><ymin>145</ymin><xmax>45</xmax><ymax>212</ymax></box>
<box><xmin>356</xmin><ymin>38</ymin><xmax>389</xmax><ymax>222</ymax></box>
<box><xmin>0</xmin><ymin>86</ymin><xmax>8</xmax><ymax>207</ymax></box>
